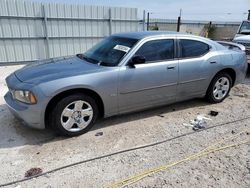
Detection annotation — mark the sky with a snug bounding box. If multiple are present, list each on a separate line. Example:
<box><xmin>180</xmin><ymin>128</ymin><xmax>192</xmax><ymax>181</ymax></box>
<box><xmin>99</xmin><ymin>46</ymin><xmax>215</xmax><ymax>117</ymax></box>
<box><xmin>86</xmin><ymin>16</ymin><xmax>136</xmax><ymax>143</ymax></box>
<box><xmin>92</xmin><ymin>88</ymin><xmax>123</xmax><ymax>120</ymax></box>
<box><xmin>30</xmin><ymin>0</ymin><xmax>250</xmax><ymax>21</ymax></box>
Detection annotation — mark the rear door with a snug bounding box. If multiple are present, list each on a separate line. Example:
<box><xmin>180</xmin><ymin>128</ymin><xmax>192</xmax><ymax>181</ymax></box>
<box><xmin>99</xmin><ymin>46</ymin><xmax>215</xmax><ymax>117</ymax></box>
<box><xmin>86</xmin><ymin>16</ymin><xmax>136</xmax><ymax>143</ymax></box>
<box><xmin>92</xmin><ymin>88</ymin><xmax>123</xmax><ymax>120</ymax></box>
<box><xmin>177</xmin><ymin>38</ymin><xmax>219</xmax><ymax>100</ymax></box>
<box><xmin>118</xmin><ymin>38</ymin><xmax>178</xmax><ymax>113</ymax></box>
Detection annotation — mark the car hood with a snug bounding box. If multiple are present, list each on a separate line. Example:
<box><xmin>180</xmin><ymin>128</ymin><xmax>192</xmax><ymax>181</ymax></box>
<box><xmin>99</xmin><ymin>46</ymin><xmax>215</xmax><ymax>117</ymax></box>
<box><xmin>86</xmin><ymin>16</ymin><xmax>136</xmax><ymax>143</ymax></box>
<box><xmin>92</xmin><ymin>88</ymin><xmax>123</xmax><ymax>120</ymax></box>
<box><xmin>14</xmin><ymin>56</ymin><xmax>102</xmax><ymax>84</ymax></box>
<box><xmin>233</xmin><ymin>35</ymin><xmax>250</xmax><ymax>42</ymax></box>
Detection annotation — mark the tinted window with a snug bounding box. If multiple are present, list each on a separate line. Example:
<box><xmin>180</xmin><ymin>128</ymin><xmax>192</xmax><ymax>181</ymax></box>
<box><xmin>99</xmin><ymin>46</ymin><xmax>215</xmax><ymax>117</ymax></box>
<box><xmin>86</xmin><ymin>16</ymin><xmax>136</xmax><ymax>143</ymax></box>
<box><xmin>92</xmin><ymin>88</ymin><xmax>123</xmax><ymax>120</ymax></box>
<box><xmin>82</xmin><ymin>36</ymin><xmax>138</xmax><ymax>66</ymax></box>
<box><xmin>135</xmin><ymin>39</ymin><xmax>174</xmax><ymax>62</ymax></box>
<box><xmin>179</xmin><ymin>39</ymin><xmax>210</xmax><ymax>58</ymax></box>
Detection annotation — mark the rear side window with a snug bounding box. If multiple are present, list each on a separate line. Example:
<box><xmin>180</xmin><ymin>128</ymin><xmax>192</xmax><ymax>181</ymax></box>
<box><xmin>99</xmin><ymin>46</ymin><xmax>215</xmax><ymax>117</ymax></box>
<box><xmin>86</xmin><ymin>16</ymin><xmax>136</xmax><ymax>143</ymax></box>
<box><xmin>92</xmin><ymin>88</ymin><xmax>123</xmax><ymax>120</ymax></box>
<box><xmin>135</xmin><ymin>39</ymin><xmax>174</xmax><ymax>62</ymax></box>
<box><xmin>179</xmin><ymin>39</ymin><xmax>210</xmax><ymax>58</ymax></box>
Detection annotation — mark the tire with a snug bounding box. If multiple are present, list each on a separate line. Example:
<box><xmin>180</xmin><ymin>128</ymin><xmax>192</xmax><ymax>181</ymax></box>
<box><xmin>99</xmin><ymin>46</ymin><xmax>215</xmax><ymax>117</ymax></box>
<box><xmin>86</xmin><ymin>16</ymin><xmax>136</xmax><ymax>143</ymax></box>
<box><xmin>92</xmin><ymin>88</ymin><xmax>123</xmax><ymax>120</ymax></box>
<box><xmin>50</xmin><ymin>93</ymin><xmax>99</xmax><ymax>137</ymax></box>
<box><xmin>206</xmin><ymin>72</ymin><xmax>232</xmax><ymax>103</ymax></box>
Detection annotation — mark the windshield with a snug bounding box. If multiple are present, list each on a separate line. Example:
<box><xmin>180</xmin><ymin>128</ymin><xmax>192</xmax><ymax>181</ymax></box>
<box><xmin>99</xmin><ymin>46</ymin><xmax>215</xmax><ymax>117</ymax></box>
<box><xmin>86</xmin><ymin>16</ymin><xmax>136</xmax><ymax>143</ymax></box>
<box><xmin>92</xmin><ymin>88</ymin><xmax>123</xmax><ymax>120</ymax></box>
<box><xmin>239</xmin><ymin>21</ymin><xmax>250</xmax><ymax>34</ymax></box>
<box><xmin>78</xmin><ymin>36</ymin><xmax>138</xmax><ymax>66</ymax></box>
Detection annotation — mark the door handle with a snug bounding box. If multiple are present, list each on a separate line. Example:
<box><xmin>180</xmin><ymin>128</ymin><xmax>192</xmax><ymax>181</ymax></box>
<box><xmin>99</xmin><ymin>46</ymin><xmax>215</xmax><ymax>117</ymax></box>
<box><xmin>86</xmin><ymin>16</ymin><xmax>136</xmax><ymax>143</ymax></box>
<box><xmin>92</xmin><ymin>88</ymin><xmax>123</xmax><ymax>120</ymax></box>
<box><xmin>210</xmin><ymin>61</ymin><xmax>217</xmax><ymax>64</ymax></box>
<box><xmin>167</xmin><ymin>66</ymin><xmax>176</xmax><ymax>70</ymax></box>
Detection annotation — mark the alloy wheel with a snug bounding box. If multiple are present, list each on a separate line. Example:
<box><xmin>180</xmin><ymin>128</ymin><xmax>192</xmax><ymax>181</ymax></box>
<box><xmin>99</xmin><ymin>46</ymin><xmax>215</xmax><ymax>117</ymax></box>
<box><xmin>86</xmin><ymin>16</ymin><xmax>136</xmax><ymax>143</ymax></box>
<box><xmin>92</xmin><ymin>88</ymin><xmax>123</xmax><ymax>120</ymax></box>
<box><xmin>60</xmin><ymin>100</ymin><xmax>93</xmax><ymax>132</ymax></box>
<box><xmin>213</xmin><ymin>77</ymin><xmax>230</xmax><ymax>100</ymax></box>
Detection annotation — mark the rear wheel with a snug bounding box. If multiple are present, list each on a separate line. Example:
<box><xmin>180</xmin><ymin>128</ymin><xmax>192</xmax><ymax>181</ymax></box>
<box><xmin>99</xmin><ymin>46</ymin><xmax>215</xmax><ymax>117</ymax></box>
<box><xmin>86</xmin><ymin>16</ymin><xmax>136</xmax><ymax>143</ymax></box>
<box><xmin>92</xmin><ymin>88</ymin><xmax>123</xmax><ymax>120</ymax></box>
<box><xmin>206</xmin><ymin>72</ymin><xmax>232</xmax><ymax>103</ymax></box>
<box><xmin>51</xmin><ymin>93</ymin><xmax>98</xmax><ymax>136</ymax></box>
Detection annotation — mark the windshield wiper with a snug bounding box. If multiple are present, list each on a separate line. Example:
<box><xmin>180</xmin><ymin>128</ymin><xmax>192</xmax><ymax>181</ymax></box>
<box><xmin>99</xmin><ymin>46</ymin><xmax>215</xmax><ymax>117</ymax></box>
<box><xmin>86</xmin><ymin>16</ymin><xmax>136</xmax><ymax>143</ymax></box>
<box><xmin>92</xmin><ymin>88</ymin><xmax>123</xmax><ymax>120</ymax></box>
<box><xmin>98</xmin><ymin>61</ymin><xmax>115</xmax><ymax>67</ymax></box>
<box><xmin>77</xmin><ymin>54</ymin><xmax>115</xmax><ymax>66</ymax></box>
<box><xmin>76</xmin><ymin>54</ymin><xmax>98</xmax><ymax>64</ymax></box>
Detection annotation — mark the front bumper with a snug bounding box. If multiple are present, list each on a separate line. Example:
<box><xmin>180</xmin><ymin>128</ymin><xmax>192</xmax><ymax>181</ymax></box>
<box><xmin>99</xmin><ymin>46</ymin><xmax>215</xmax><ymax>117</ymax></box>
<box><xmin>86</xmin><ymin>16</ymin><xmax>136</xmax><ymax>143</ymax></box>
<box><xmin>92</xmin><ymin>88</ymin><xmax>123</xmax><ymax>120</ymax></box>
<box><xmin>4</xmin><ymin>91</ymin><xmax>45</xmax><ymax>129</ymax></box>
<box><xmin>4</xmin><ymin>73</ymin><xmax>47</xmax><ymax>129</ymax></box>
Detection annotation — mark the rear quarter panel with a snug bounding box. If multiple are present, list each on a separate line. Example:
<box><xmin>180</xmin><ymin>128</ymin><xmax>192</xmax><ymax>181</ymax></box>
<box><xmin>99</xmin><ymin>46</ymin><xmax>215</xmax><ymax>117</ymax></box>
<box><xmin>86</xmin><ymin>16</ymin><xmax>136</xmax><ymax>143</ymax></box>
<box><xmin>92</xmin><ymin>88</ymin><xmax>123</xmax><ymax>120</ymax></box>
<box><xmin>217</xmin><ymin>48</ymin><xmax>247</xmax><ymax>85</ymax></box>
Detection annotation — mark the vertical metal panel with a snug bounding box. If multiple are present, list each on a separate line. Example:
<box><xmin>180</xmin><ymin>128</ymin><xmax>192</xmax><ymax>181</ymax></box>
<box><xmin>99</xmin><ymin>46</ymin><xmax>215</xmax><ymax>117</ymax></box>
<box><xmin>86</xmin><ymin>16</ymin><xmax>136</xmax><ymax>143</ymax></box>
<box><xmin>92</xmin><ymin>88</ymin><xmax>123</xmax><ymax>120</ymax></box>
<box><xmin>109</xmin><ymin>8</ymin><xmax>112</xmax><ymax>35</ymax></box>
<box><xmin>42</xmin><ymin>4</ymin><xmax>50</xmax><ymax>58</ymax></box>
<box><xmin>5</xmin><ymin>40</ymin><xmax>16</xmax><ymax>62</ymax></box>
<box><xmin>0</xmin><ymin>0</ymin><xmax>8</xmax><ymax>16</ymax></box>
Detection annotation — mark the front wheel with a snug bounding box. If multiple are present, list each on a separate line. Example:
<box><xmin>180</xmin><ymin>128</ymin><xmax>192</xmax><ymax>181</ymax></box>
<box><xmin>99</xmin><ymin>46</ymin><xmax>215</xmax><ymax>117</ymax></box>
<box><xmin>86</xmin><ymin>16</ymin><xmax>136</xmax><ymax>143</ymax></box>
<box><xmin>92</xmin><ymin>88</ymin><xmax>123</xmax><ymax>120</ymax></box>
<box><xmin>206</xmin><ymin>72</ymin><xmax>232</xmax><ymax>103</ymax></box>
<box><xmin>51</xmin><ymin>93</ymin><xmax>99</xmax><ymax>136</ymax></box>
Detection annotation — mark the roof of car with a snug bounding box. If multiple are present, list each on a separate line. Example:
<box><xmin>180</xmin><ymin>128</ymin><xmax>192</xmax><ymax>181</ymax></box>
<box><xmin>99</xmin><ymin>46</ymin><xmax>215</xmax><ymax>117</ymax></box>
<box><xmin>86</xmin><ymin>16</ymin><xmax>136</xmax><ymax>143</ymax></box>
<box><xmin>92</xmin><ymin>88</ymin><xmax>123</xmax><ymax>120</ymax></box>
<box><xmin>112</xmin><ymin>31</ymin><xmax>221</xmax><ymax>49</ymax></box>
<box><xmin>112</xmin><ymin>31</ymin><xmax>185</xmax><ymax>40</ymax></box>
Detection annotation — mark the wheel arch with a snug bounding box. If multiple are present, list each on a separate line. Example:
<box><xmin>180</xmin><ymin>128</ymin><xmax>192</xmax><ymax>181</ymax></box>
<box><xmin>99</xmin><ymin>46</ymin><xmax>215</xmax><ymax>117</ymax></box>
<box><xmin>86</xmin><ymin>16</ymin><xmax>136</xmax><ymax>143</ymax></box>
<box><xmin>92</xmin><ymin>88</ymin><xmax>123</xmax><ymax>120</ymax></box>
<box><xmin>212</xmin><ymin>68</ymin><xmax>236</xmax><ymax>86</ymax></box>
<box><xmin>217</xmin><ymin>68</ymin><xmax>236</xmax><ymax>86</ymax></box>
<box><xmin>206</xmin><ymin>67</ymin><xmax>236</xmax><ymax>97</ymax></box>
<box><xmin>44</xmin><ymin>88</ymin><xmax>105</xmax><ymax>128</ymax></box>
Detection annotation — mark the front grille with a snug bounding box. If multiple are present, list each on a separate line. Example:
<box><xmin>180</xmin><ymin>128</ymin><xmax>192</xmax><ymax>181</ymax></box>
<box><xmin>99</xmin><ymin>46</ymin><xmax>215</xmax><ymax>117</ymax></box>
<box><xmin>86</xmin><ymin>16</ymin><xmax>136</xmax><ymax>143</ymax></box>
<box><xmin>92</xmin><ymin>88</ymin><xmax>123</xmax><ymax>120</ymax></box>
<box><xmin>246</xmin><ymin>50</ymin><xmax>250</xmax><ymax>56</ymax></box>
<box><xmin>237</xmin><ymin>42</ymin><xmax>250</xmax><ymax>48</ymax></box>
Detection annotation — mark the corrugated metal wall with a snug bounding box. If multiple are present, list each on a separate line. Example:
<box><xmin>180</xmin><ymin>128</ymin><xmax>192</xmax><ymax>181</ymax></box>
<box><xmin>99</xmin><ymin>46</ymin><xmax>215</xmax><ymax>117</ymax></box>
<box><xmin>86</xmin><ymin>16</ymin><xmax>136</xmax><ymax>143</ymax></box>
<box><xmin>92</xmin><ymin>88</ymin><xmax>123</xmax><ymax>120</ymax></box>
<box><xmin>0</xmin><ymin>0</ymin><xmax>138</xmax><ymax>64</ymax></box>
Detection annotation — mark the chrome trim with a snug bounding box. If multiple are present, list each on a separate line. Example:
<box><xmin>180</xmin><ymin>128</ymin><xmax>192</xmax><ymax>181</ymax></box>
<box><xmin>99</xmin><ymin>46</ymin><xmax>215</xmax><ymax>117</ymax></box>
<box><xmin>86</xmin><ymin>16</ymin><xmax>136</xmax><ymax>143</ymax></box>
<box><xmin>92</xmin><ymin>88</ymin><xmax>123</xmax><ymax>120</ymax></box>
<box><xmin>120</xmin><ymin>82</ymin><xmax>177</xmax><ymax>94</ymax></box>
<box><xmin>179</xmin><ymin>78</ymin><xmax>207</xmax><ymax>84</ymax></box>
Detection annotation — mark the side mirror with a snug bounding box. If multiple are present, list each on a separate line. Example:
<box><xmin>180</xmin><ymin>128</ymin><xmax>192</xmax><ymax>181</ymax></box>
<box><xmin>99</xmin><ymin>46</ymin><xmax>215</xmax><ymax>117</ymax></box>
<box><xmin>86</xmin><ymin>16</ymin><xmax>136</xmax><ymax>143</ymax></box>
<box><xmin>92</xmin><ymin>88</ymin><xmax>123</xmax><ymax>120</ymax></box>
<box><xmin>128</xmin><ymin>55</ymin><xmax>146</xmax><ymax>67</ymax></box>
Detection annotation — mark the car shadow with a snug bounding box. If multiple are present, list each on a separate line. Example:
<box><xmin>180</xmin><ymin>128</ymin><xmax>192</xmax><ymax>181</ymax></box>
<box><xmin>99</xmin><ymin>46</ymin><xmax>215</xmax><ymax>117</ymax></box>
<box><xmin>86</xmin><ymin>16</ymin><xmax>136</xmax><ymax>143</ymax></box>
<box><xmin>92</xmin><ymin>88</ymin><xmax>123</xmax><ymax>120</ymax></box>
<box><xmin>92</xmin><ymin>98</ymin><xmax>209</xmax><ymax>131</ymax></box>
<box><xmin>0</xmin><ymin>97</ymin><xmax>209</xmax><ymax>149</ymax></box>
<box><xmin>0</xmin><ymin>103</ymin><xmax>59</xmax><ymax>149</ymax></box>
<box><xmin>0</xmin><ymin>66</ymin><xmax>249</xmax><ymax>149</ymax></box>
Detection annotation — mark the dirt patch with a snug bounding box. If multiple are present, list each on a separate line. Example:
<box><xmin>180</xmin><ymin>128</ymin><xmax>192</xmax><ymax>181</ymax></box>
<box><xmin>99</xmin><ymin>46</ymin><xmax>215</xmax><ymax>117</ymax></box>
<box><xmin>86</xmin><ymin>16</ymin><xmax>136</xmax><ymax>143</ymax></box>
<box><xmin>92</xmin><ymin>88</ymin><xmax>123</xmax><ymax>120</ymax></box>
<box><xmin>24</xmin><ymin>168</ymin><xmax>43</xmax><ymax>178</ymax></box>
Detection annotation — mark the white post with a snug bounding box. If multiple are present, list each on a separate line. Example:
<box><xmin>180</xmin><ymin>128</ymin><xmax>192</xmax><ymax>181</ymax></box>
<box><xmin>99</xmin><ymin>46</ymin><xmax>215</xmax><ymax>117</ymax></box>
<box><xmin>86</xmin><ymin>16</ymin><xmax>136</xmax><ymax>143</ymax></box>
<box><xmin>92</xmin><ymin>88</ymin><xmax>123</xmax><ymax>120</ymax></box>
<box><xmin>142</xmin><ymin>10</ymin><xmax>146</xmax><ymax>31</ymax></box>
<box><xmin>42</xmin><ymin>4</ymin><xmax>50</xmax><ymax>58</ymax></box>
<box><xmin>109</xmin><ymin>8</ymin><xmax>112</xmax><ymax>35</ymax></box>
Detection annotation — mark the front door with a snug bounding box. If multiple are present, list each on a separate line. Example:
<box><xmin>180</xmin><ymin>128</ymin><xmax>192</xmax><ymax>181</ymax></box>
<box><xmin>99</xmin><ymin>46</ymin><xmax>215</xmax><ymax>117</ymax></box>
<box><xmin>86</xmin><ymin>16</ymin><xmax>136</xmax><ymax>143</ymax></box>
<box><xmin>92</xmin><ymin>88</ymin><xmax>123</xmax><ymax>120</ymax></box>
<box><xmin>118</xmin><ymin>39</ymin><xmax>178</xmax><ymax>113</ymax></box>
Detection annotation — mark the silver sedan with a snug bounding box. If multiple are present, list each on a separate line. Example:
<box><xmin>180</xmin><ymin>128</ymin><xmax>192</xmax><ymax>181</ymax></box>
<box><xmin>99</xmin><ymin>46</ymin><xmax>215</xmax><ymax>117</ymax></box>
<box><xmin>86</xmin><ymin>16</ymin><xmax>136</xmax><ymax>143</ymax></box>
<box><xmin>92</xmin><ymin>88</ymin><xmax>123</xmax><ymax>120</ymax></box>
<box><xmin>4</xmin><ymin>31</ymin><xmax>247</xmax><ymax>136</ymax></box>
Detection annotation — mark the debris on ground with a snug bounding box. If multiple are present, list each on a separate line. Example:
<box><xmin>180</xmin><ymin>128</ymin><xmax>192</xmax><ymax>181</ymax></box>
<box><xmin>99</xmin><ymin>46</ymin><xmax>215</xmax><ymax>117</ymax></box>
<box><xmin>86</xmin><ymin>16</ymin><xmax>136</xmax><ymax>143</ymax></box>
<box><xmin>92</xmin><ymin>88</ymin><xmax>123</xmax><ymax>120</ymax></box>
<box><xmin>157</xmin><ymin>114</ymin><xmax>165</xmax><ymax>118</ymax></box>
<box><xmin>233</xmin><ymin>93</ymin><xmax>247</xmax><ymax>98</ymax></box>
<box><xmin>209</xmin><ymin>110</ymin><xmax>219</xmax><ymax>116</ymax></box>
<box><xmin>183</xmin><ymin>115</ymin><xmax>212</xmax><ymax>131</ymax></box>
<box><xmin>95</xmin><ymin>132</ymin><xmax>103</xmax><ymax>136</ymax></box>
<box><xmin>24</xmin><ymin>168</ymin><xmax>43</xmax><ymax>178</ymax></box>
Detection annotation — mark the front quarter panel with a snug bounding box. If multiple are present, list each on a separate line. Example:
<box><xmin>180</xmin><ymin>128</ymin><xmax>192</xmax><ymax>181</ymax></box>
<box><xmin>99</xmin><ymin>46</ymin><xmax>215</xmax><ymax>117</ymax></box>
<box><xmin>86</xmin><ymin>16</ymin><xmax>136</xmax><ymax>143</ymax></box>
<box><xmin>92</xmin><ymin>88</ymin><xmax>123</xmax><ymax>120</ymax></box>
<box><xmin>38</xmin><ymin>67</ymin><xmax>119</xmax><ymax>117</ymax></box>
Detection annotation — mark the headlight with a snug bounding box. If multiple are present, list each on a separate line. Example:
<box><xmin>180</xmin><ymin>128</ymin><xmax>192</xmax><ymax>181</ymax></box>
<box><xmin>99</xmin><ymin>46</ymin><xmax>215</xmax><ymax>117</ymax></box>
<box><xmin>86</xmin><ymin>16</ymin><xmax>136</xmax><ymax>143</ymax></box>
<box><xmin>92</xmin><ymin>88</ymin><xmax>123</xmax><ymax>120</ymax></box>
<box><xmin>13</xmin><ymin>90</ymin><xmax>37</xmax><ymax>104</ymax></box>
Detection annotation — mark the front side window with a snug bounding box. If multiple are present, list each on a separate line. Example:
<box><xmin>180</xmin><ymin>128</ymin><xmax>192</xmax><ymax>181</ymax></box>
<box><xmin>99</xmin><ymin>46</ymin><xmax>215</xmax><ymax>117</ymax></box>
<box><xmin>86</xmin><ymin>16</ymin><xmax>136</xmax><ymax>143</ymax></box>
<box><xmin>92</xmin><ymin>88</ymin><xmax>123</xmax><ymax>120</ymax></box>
<box><xmin>135</xmin><ymin>39</ymin><xmax>174</xmax><ymax>62</ymax></box>
<box><xmin>179</xmin><ymin>39</ymin><xmax>210</xmax><ymax>58</ymax></box>
<box><xmin>79</xmin><ymin>36</ymin><xmax>138</xmax><ymax>66</ymax></box>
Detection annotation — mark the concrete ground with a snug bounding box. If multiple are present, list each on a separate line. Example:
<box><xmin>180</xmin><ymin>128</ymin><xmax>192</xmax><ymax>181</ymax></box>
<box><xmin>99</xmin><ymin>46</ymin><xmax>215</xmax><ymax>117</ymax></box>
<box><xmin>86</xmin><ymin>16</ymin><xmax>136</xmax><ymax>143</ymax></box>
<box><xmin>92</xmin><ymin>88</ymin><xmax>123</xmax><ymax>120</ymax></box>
<box><xmin>0</xmin><ymin>65</ymin><xmax>249</xmax><ymax>188</ymax></box>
